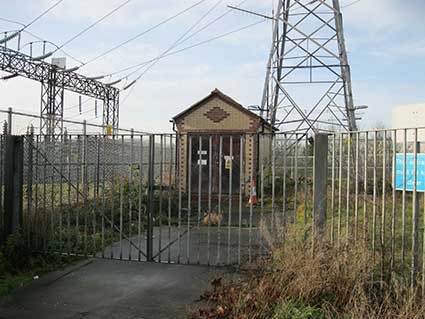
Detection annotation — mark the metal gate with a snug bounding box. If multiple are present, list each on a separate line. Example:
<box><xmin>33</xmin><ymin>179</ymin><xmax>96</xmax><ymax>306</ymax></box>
<box><xmin>0</xmin><ymin>132</ymin><xmax>314</xmax><ymax>266</ymax></box>
<box><xmin>4</xmin><ymin>127</ymin><xmax>425</xmax><ymax>288</ymax></box>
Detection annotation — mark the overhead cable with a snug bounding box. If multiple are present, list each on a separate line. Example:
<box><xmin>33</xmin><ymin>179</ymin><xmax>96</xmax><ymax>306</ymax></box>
<box><xmin>120</xmin><ymin>19</ymin><xmax>266</xmax><ymax>103</ymax></box>
<box><xmin>0</xmin><ymin>16</ymin><xmax>84</xmax><ymax>65</ymax></box>
<box><xmin>55</xmin><ymin>0</ymin><xmax>134</xmax><ymax>51</ymax></box>
<box><xmin>81</xmin><ymin>0</ymin><xmax>210</xmax><ymax>68</ymax></box>
<box><xmin>120</xmin><ymin>0</ymin><xmax>223</xmax><ymax>97</ymax></box>
<box><xmin>0</xmin><ymin>0</ymin><xmax>65</xmax><ymax>43</ymax></box>
<box><xmin>104</xmin><ymin>0</ymin><xmax>249</xmax><ymax>79</ymax></box>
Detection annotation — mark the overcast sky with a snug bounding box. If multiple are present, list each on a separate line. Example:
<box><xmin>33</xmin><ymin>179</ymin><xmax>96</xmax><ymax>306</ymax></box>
<box><xmin>0</xmin><ymin>0</ymin><xmax>424</xmax><ymax>133</ymax></box>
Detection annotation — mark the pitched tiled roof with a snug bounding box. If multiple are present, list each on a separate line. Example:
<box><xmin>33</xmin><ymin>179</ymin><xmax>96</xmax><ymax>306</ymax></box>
<box><xmin>172</xmin><ymin>88</ymin><xmax>276</xmax><ymax>130</ymax></box>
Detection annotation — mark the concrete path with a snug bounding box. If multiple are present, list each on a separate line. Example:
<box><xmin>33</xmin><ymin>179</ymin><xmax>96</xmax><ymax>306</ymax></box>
<box><xmin>101</xmin><ymin>226</ymin><xmax>264</xmax><ymax>265</ymax></box>
<box><xmin>0</xmin><ymin>259</ymin><xmax>225</xmax><ymax>319</ymax></box>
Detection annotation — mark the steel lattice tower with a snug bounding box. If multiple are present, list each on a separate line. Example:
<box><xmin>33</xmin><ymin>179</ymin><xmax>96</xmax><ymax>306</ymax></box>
<box><xmin>260</xmin><ymin>0</ymin><xmax>358</xmax><ymax>135</ymax></box>
<box><xmin>40</xmin><ymin>67</ymin><xmax>65</xmax><ymax>136</ymax></box>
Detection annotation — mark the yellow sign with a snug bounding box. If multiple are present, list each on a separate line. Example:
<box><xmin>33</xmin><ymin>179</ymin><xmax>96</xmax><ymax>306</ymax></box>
<box><xmin>346</xmin><ymin>137</ymin><xmax>351</xmax><ymax>146</ymax></box>
<box><xmin>106</xmin><ymin>125</ymin><xmax>113</xmax><ymax>136</ymax></box>
<box><xmin>225</xmin><ymin>158</ymin><xmax>232</xmax><ymax>170</ymax></box>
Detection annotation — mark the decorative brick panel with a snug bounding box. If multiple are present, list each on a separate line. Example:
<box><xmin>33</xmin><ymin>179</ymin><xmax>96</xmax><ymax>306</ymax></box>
<box><xmin>178</xmin><ymin>96</ymin><xmax>255</xmax><ymax>132</ymax></box>
<box><xmin>204</xmin><ymin>107</ymin><xmax>230</xmax><ymax>123</ymax></box>
<box><xmin>249</xmin><ymin>118</ymin><xmax>259</xmax><ymax>131</ymax></box>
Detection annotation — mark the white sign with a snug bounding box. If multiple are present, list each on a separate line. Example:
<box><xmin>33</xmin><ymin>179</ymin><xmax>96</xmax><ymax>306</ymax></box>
<box><xmin>52</xmin><ymin>57</ymin><xmax>66</xmax><ymax>69</ymax></box>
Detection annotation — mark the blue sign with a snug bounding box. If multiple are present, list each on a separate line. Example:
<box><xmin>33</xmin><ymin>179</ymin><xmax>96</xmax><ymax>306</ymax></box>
<box><xmin>395</xmin><ymin>154</ymin><xmax>425</xmax><ymax>192</ymax></box>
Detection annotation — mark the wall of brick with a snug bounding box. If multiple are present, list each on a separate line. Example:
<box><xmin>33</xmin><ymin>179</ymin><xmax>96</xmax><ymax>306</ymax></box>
<box><xmin>176</xmin><ymin>96</ymin><xmax>257</xmax><ymax>133</ymax></box>
<box><xmin>175</xmin><ymin>94</ymin><xmax>273</xmax><ymax>195</ymax></box>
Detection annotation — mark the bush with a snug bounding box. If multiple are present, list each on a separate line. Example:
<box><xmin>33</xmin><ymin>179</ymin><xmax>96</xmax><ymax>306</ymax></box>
<box><xmin>190</xmin><ymin>226</ymin><xmax>425</xmax><ymax>319</ymax></box>
<box><xmin>0</xmin><ymin>231</ymin><xmax>80</xmax><ymax>296</ymax></box>
<box><xmin>4</xmin><ymin>231</ymin><xmax>31</xmax><ymax>272</ymax></box>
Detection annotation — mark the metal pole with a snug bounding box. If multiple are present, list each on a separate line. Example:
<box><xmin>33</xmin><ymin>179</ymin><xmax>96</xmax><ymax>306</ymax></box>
<box><xmin>313</xmin><ymin>133</ymin><xmax>329</xmax><ymax>239</ymax></box>
<box><xmin>186</xmin><ymin>136</ymin><xmax>192</xmax><ymax>264</ymax></box>
<box><xmin>412</xmin><ymin>131</ymin><xmax>419</xmax><ymax>287</ymax></box>
<box><xmin>381</xmin><ymin>130</ymin><xmax>387</xmax><ymax>286</ymax></box>
<box><xmin>7</xmin><ymin>107</ymin><xmax>12</xmax><ymax>135</ymax></box>
<box><xmin>2</xmin><ymin>136</ymin><xmax>24</xmax><ymax>244</ymax></box>
<box><xmin>331</xmin><ymin>134</ymin><xmax>335</xmax><ymax>243</ymax></box>
<box><xmin>332</xmin><ymin>0</ymin><xmax>357</xmax><ymax>131</ymax></box>
<box><xmin>147</xmin><ymin>135</ymin><xmax>155</xmax><ymax>262</ymax></box>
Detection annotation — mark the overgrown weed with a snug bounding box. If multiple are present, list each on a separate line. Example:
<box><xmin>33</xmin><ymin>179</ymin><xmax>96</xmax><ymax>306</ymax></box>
<box><xmin>190</xmin><ymin>225</ymin><xmax>425</xmax><ymax>318</ymax></box>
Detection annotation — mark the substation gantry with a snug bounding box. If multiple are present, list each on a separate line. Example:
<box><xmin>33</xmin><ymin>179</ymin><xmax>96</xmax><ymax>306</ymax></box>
<box><xmin>0</xmin><ymin>44</ymin><xmax>120</xmax><ymax>135</ymax></box>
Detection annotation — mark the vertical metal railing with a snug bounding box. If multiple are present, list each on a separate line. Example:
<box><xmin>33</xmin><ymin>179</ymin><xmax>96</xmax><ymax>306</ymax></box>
<box><xmin>14</xmin><ymin>128</ymin><xmax>425</xmax><ymax>288</ymax></box>
<box><xmin>326</xmin><ymin>128</ymin><xmax>425</xmax><ymax>291</ymax></box>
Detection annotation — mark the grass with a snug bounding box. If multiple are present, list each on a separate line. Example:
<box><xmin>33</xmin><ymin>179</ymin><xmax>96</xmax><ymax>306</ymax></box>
<box><xmin>272</xmin><ymin>302</ymin><xmax>325</xmax><ymax>319</ymax></box>
<box><xmin>0</xmin><ymin>232</ymin><xmax>81</xmax><ymax>296</ymax></box>
<box><xmin>0</xmin><ymin>254</ymin><xmax>79</xmax><ymax>296</ymax></box>
<box><xmin>190</xmin><ymin>225</ymin><xmax>425</xmax><ymax>318</ymax></box>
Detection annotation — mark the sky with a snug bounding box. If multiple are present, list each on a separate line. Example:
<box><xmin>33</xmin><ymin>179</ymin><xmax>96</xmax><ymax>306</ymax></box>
<box><xmin>0</xmin><ymin>0</ymin><xmax>424</xmax><ymax>133</ymax></box>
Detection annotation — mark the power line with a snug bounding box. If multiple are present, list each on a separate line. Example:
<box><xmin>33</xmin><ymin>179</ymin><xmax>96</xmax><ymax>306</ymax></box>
<box><xmin>55</xmin><ymin>0</ymin><xmax>134</xmax><ymax>51</ymax></box>
<box><xmin>0</xmin><ymin>16</ymin><xmax>25</xmax><ymax>27</ymax></box>
<box><xmin>0</xmin><ymin>0</ymin><xmax>65</xmax><ymax>48</ymax></box>
<box><xmin>1</xmin><ymin>0</ymin><xmax>65</xmax><ymax>41</ymax></box>
<box><xmin>0</xmin><ymin>16</ymin><xmax>84</xmax><ymax>65</ymax></box>
<box><xmin>81</xmin><ymin>0</ymin><xmax>210</xmax><ymax>68</ymax></box>
<box><xmin>66</xmin><ymin>97</ymin><xmax>92</xmax><ymax>111</ymax></box>
<box><xmin>120</xmin><ymin>0</ymin><xmax>224</xmax><ymax>99</ymax></box>
<box><xmin>68</xmin><ymin>106</ymin><xmax>97</xmax><ymax>119</ymax></box>
<box><xmin>102</xmin><ymin>0</ymin><xmax>249</xmax><ymax>79</ymax></box>
<box><xmin>128</xmin><ymin>0</ymin><xmax>223</xmax><ymax>79</ymax></box>
<box><xmin>3</xmin><ymin>0</ymin><xmax>212</xmax><ymax>70</ymax></box>
<box><xmin>23</xmin><ymin>31</ymin><xmax>85</xmax><ymax>65</ymax></box>
<box><xmin>342</xmin><ymin>0</ymin><xmax>362</xmax><ymax>8</ymax></box>
<box><xmin>124</xmin><ymin>19</ymin><xmax>265</xmax><ymax>81</ymax></box>
<box><xmin>23</xmin><ymin>0</ymin><xmax>66</xmax><ymax>31</ymax></box>
<box><xmin>120</xmin><ymin>19</ymin><xmax>266</xmax><ymax>104</ymax></box>
<box><xmin>0</xmin><ymin>107</ymin><xmax>149</xmax><ymax>134</ymax></box>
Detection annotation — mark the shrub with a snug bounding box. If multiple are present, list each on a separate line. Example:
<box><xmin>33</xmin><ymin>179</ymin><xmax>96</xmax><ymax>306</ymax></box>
<box><xmin>4</xmin><ymin>231</ymin><xmax>30</xmax><ymax>273</ymax></box>
<box><xmin>190</xmin><ymin>226</ymin><xmax>425</xmax><ymax>319</ymax></box>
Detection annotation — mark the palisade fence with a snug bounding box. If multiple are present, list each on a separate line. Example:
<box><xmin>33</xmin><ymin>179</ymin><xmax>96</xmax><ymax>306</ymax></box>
<box><xmin>327</xmin><ymin>128</ymin><xmax>425</xmax><ymax>290</ymax></box>
<box><xmin>0</xmin><ymin>132</ymin><xmax>313</xmax><ymax>266</ymax></box>
<box><xmin>1</xmin><ymin>128</ymin><xmax>425</xmax><ymax>289</ymax></box>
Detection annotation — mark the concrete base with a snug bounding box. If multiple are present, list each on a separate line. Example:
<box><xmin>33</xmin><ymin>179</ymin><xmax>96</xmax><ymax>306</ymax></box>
<box><xmin>0</xmin><ymin>259</ymin><xmax>226</xmax><ymax>319</ymax></box>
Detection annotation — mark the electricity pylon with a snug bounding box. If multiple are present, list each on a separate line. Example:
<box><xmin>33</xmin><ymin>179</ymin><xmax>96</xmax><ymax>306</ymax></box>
<box><xmin>258</xmin><ymin>0</ymin><xmax>358</xmax><ymax>134</ymax></box>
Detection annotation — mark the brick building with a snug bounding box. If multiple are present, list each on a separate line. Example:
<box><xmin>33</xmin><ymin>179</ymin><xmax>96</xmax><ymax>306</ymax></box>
<box><xmin>172</xmin><ymin>89</ymin><xmax>275</xmax><ymax>195</ymax></box>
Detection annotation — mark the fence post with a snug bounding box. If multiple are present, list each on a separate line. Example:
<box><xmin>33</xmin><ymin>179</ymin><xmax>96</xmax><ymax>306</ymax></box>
<box><xmin>411</xmin><ymin>138</ymin><xmax>420</xmax><ymax>287</ymax></box>
<box><xmin>146</xmin><ymin>134</ymin><xmax>155</xmax><ymax>261</ymax></box>
<box><xmin>313</xmin><ymin>133</ymin><xmax>329</xmax><ymax>239</ymax></box>
<box><xmin>2</xmin><ymin>135</ymin><xmax>24</xmax><ymax>244</ymax></box>
<box><xmin>7</xmin><ymin>107</ymin><xmax>12</xmax><ymax>135</ymax></box>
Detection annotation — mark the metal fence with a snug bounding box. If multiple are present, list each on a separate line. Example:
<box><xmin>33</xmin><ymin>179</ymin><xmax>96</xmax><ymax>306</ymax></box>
<box><xmin>3</xmin><ymin>127</ymin><xmax>425</xmax><ymax>289</ymax></box>
<box><xmin>0</xmin><ymin>132</ymin><xmax>314</xmax><ymax>266</ymax></box>
<box><xmin>326</xmin><ymin>128</ymin><xmax>425</xmax><ymax>289</ymax></box>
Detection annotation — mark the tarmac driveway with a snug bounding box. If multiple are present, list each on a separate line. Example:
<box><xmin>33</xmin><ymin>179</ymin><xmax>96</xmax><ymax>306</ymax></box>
<box><xmin>0</xmin><ymin>259</ymin><xmax>225</xmax><ymax>319</ymax></box>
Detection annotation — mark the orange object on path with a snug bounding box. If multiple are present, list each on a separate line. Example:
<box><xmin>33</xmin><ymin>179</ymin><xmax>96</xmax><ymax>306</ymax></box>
<box><xmin>249</xmin><ymin>179</ymin><xmax>258</xmax><ymax>205</ymax></box>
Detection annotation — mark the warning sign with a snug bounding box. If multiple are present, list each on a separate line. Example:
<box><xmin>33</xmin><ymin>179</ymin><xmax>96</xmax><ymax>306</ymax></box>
<box><xmin>106</xmin><ymin>125</ymin><xmax>113</xmax><ymax>136</ymax></box>
<box><xmin>224</xmin><ymin>156</ymin><xmax>233</xmax><ymax>170</ymax></box>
